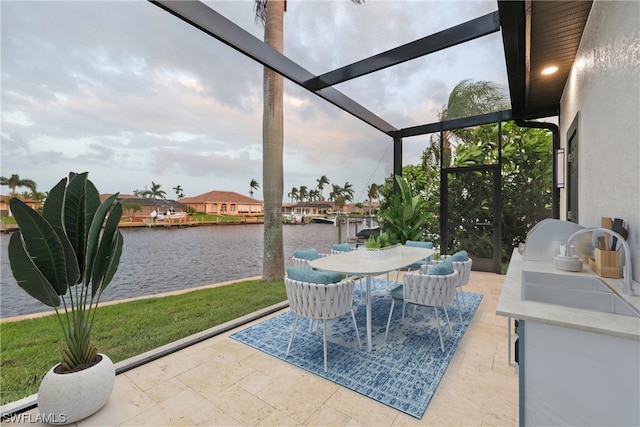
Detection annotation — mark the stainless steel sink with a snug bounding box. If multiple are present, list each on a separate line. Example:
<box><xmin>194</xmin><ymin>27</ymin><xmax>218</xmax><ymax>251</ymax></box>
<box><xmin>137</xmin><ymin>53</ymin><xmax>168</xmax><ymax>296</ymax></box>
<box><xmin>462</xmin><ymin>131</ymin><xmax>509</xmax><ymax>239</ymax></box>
<box><xmin>522</xmin><ymin>271</ymin><xmax>640</xmax><ymax>318</ymax></box>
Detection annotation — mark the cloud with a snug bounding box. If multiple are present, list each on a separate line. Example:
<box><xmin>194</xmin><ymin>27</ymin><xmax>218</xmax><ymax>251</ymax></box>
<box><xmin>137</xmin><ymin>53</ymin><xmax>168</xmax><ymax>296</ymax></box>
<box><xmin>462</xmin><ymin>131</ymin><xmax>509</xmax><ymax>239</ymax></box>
<box><xmin>1</xmin><ymin>0</ymin><xmax>507</xmax><ymax>201</ymax></box>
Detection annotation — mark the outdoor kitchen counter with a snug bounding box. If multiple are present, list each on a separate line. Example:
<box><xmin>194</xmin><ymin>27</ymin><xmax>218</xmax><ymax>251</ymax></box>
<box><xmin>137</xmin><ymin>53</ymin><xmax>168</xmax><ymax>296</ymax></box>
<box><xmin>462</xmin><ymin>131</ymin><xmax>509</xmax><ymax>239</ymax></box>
<box><xmin>496</xmin><ymin>248</ymin><xmax>640</xmax><ymax>340</ymax></box>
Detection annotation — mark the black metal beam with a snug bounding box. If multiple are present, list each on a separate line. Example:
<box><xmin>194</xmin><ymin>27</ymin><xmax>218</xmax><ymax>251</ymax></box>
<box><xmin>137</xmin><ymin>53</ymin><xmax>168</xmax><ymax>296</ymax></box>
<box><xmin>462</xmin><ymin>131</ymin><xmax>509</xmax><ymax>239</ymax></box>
<box><xmin>393</xmin><ymin>110</ymin><xmax>514</xmax><ymax>139</ymax></box>
<box><xmin>307</xmin><ymin>11</ymin><xmax>500</xmax><ymax>91</ymax></box>
<box><xmin>498</xmin><ymin>1</ymin><xmax>527</xmax><ymax>115</ymax></box>
<box><xmin>149</xmin><ymin>0</ymin><xmax>398</xmax><ymax>135</ymax></box>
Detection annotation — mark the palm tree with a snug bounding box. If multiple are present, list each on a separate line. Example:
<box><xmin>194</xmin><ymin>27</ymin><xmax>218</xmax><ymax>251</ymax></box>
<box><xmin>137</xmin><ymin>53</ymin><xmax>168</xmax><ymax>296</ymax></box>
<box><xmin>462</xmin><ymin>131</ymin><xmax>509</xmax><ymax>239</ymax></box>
<box><xmin>146</xmin><ymin>181</ymin><xmax>166</xmax><ymax>200</ymax></box>
<box><xmin>316</xmin><ymin>175</ymin><xmax>330</xmax><ymax>201</ymax></box>
<box><xmin>145</xmin><ymin>181</ymin><xmax>166</xmax><ymax>215</ymax></box>
<box><xmin>173</xmin><ymin>185</ymin><xmax>185</xmax><ymax>199</ymax></box>
<box><xmin>249</xmin><ymin>179</ymin><xmax>260</xmax><ymax>198</ymax></box>
<box><xmin>434</xmin><ymin>79</ymin><xmax>510</xmax><ymax>167</ymax></box>
<box><xmin>367</xmin><ymin>183</ymin><xmax>380</xmax><ymax>215</ymax></box>
<box><xmin>288</xmin><ymin>187</ymin><xmax>299</xmax><ymax>204</ymax></box>
<box><xmin>298</xmin><ymin>185</ymin><xmax>309</xmax><ymax>203</ymax></box>
<box><xmin>255</xmin><ymin>0</ymin><xmax>286</xmax><ymax>280</ymax></box>
<box><xmin>1</xmin><ymin>174</ymin><xmax>37</xmax><ymax>196</ymax></box>
<box><xmin>341</xmin><ymin>182</ymin><xmax>355</xmax><ymax>202</ymax></box>
<box><xmin>309</xmin><ymin>189</ymin><xmax>320</xmax><ymax>201</ymax></box>
<box><xmin>254</xmin><ymin>0</ymin><xmax>362</xmax><ymax>280</ymax></box>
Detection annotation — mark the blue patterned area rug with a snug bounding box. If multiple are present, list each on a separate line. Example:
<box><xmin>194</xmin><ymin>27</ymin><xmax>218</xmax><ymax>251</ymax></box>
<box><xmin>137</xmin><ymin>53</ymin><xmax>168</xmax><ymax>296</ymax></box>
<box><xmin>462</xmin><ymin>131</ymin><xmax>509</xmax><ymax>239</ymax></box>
<box><xmin>231</xmin><ymin>279</ymin><xmax>482</xmax><ymax>419</ymax></box>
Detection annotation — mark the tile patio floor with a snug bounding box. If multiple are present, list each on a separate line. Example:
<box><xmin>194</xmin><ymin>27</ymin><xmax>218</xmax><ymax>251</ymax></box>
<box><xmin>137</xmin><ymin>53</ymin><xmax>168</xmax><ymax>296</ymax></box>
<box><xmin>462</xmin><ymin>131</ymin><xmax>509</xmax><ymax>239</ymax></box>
<box><xmin>10</xmin><ymin>271</ymin><xmax>519</xmax><ymax>426</ymax></box>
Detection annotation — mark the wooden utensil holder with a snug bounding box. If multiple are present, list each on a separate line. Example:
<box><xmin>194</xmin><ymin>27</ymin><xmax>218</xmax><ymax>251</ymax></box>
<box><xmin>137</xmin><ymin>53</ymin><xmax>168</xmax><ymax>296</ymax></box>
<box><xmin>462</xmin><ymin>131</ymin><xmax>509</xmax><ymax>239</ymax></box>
<box><xmin>589</xmin><ymin>248</ymin><xmax>620</xmax><ymax>278</ymax></box>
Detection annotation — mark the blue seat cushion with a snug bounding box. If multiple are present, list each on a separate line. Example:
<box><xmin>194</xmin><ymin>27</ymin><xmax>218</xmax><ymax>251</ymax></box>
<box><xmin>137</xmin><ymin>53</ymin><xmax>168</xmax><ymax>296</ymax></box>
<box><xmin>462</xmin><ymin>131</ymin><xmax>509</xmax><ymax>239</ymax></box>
<box><xmin>451</xmin><ymin>250</ymin><xmax>469</xmax><ymax>261</ymax></box>
<box><xmin>286</xmin><ymin>267</ymin><xmax>343</xmax><ymax>284</ymax></box>
<box><xmin>293</xmin><ymin>248</ymin><xmax>319</xmax><ymax>261</ymax></box>
<box><xmin>390</xmin><ymin>284</ymin><xmax>404</xmax><ymax>300</ymax></box>
<box><xmin>332</xmin><ymin>243</ymin><xmax>352</xmax><ymax>252</ymax></box>
<box><xmin>428</xmin><ymin>258</ymin><xmax>454</xmax><ymax>275</ymax></box>
<box><xmin>407</xmin><ymin>260</ymin><xmax>426</xmax><ymax>270</ymax></box>
<box><xmin>405</xmin><ymin>241</ymin><xmax>434</xmax><ymax>269</ymax></box>
<box><xmin>405</xmin><ymin>240</ymin><xmax>433</xmax><ymax>249</ymax></box>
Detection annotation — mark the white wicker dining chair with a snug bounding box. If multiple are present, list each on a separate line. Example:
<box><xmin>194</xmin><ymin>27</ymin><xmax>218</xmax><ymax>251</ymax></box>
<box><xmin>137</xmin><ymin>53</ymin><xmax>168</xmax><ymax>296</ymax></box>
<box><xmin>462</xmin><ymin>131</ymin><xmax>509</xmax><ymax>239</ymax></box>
<box><xmin>292</xmin><ymin>248</ymin><xmax>329</xmax><ymax>270</ymax></box>
<box><xmin>452</xmin><ymin>258</ymin><xmax>473</xmax><ymax>307</ymax></box>
<box><xmin>384</xmin><ymin>268</ymin><xmax>459</xmax><ymax>351</ymax></box>
<box><xmin>285</xmin><ymin>275</ymin><xmax>361</xmax><ymax>372</ymax></box>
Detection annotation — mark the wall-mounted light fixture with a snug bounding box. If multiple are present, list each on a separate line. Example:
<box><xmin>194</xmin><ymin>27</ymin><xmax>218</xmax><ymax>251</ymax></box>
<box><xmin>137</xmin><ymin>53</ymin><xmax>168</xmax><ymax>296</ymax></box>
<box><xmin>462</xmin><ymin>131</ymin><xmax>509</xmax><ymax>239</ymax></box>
<box><xmin>542</xmin><ymin>66</ymin><xmax>559</xmax><ymax>75</ymax></box>
<box><xmin>556</xmin><ymin>148</ymin><xmax>565</xmax><ymax>188</ymax></box>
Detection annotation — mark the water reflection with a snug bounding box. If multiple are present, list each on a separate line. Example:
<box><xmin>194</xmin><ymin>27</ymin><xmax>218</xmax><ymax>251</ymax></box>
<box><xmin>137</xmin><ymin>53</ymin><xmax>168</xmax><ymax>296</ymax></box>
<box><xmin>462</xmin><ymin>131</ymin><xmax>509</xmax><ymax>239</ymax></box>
<box><xmin>1</xmin><ymin>222</ymin><xmax>366</xmax><ymax>318</ymax></box>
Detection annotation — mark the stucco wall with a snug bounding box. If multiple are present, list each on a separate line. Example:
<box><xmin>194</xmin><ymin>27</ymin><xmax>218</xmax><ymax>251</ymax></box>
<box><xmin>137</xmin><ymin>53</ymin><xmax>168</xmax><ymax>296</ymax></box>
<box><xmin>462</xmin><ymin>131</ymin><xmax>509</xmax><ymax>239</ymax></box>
<box><xmin>560</xmin><ymin>0</ymin><xmax>640</xmax><ymax>281</ymax></box>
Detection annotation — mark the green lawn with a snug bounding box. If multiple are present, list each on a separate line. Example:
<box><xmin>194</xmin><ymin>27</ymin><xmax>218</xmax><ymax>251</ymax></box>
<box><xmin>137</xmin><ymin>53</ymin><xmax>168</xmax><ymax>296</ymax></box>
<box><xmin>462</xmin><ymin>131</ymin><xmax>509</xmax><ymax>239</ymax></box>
<box><xmin>0</xmin><ymin>278</ymin><xmax>286</xmax><ymax>405</ymax></box>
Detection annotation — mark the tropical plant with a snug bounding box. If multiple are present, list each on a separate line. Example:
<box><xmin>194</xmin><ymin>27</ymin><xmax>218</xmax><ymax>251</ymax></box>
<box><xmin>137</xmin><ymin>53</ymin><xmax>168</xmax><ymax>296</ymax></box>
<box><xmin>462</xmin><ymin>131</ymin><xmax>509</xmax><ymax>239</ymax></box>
<box><xmin>366</xmin><ymin>183</ymin><xmax>380</xmax><ymax>215</ymax></box>
<box><xmin>254</xmin><ymin>0</ymin><xmax>362</xmax><ymax>280</ymax></box>
<box><xmin>379</xmin><ymin>175</ymin><xmax>431</xmax><ymax>244</ymax></box>
<box><xmin>254</xmin><ymin>0</ymin><xmax>286</xmax><ymax>280</ymax></box>
<box><xmin>173</xmin><ymin>185</ymin><xmax>185</xmax><ymax>199</ymax></box>
<box><xmin>249</xmin><ymin>179</ymin><xmax>260</xmax><ymax>198</ymax></box>
<box><xmin>122</xmin><ymin>203</ymin><xmax>142</xmax><ymax>221</ymax></box>
<box><xmin>316</xmin><ymin>175</ymin><xmax>330</xmax><ymax>200</ymax></box>
<box><xmin>7</xmin><ymin>172</ymin><xmax>124</xmax><ymax>372</ymax></box>
<box><xmin>308</xmin><ymin>189</ymin><xmax>320</xmax><ymax>201</ymax></box>
<box><xmin>1</xmin><ymin>174</ymin><xmax>37</xmax><ymax>196</ymax></box>
<box><xmin>364</xmin><ymin>231</ymin><xmax>394</xmax><ymax>249</ymax></box>
<box><xmin>145</xmin><ymin>181</ymin><xmax>166</xmax><ymax>200</ymax></box>
<box><xmin>288</xmin><ymin>187</ymin><xmax>299</xmax><ymax>203</ymax></box>
<box><xmin>298</xmin><ymin>185</ymin><xmax>309</xmax><ymax>202</ymax></box>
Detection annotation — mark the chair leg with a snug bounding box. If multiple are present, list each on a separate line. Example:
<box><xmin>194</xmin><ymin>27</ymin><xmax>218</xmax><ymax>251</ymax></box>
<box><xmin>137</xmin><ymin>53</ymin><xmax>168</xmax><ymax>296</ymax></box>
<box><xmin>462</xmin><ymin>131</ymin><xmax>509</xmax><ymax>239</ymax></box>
<box><xmin>287</xmin><ymin>314</ymin><xmax>300</xmax><ymax>356</ymax></box>
<box><xmin>384</xmin><ymin>300</ymin><xmax>396</xmax><ymax>341</ymax></box>
<box><xmin>350</xmin><ymin>309</ymin><xmax>362</xmax><ymax>349</ymax></box>
<box><xmin>454</xmin><ymin>291</ymin><xmax>463</xmax><ymax>321</ymax></box>
<box><xmin>458</xmin><ymin>286</ymin><xmax>467</xmax><ymax>308</ymax></box>
<box><xmin>434</xmin><ymin>307</ymin><xmax>444</xmax><ymax>351</ymax></box>
<box><xmin>443</xmin><ymin>306</ymin><xmax>453</xmax><ymax>333</ymax></box>
<box><xmin>322</xmin><ymin>319</ymin><xmax>328</xmax><ymax>372</ymax></box>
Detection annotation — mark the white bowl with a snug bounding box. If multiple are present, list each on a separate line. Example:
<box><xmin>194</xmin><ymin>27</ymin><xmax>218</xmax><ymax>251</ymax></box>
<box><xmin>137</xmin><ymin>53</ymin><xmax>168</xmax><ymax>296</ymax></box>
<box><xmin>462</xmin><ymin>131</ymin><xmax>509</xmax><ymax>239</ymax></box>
<box><xmin>554</xmin><ymin>255</ymin><xmax>583</xmax><ymax>272</ymax></box>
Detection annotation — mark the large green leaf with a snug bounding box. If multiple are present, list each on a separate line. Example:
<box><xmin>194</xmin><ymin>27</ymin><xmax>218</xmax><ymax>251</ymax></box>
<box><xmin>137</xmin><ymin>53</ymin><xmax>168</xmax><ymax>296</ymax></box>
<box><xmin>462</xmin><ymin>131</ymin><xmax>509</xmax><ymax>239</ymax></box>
<box><xmin>7</xmin><ymin>232</ymin><xmax>61</xmax><ymax>307</ymax></box>
<box><xmin>84</xmin><ymin>193</ymin><xmax>120</xmax><ymax>286</ymax></box>
<box><xmin>90</xmin><ymin>199</ymin><xmax>122</xmax><ymax>294</ymax></box>
<box><xmin>9</xmin><ymin>198</ymin><xmax>74</xmax><ymax>295</ymax></box>
<box><xmin>42</xmin><ymin>177</ymin><xmax>67</xmax><ymax>232</ymax></box>
<box><xmin>63</xmin><ymin>172</ymin><xmax>89</xmax><ymax>274</ymax></box>
<box><xmin>94</xmin><ymin>230</ymin><xmax>123</xmax><ymax>295</ymax></box>
<box><xmin>42</xmin><ymin>177</ymin><xmax>82</xmax><ymax>286</ymax></box>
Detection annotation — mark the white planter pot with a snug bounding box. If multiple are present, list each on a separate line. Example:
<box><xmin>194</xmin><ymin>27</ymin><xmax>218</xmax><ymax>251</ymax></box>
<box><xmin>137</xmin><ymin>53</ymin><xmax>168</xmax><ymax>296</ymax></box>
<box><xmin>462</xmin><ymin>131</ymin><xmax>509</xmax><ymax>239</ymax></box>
<box><xmin>38</xmin><ymin>354</ymin><xmax>115</xmax><ymax>425</ymax></box>
<box><xmin>361</xmin><ymin>244</ymin><xmax>400</xmax><ymax>260</ymax></box>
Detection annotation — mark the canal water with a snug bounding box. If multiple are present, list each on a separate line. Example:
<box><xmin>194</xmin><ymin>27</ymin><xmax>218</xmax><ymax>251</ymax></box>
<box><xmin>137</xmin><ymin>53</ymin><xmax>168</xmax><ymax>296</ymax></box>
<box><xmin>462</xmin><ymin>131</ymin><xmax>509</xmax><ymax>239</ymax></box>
<box><xmin>0</xmin><ymin>221</ymin><xmax>371</xmax><ymax>319</ymax></box>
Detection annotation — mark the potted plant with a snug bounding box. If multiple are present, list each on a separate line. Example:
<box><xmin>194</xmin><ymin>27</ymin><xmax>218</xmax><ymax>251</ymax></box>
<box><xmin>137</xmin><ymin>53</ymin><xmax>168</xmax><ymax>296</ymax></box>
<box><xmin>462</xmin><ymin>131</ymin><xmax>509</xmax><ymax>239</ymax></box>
<box><xmin>363</xmin><ymin>231</ymin><xmax>398</xmax><ymax>259</ymax></box>
<box><xmin>7</xmin><ymin>172</ymin><xmax>123</xmax><ymax>424</ymax></box>
<box><xmin>380</xmin><ymin>175</ymin><xmax>430</xmax><ymax>244</ymax></box>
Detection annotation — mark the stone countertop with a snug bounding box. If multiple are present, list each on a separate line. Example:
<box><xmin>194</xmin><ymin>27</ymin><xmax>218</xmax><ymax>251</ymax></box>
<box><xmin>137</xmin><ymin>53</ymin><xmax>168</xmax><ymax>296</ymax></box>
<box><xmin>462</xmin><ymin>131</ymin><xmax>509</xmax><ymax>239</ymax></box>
<box><xmin>496</xmin><ymin>248</ymin><xmax>640</xmax><ymax>341</ymax></box>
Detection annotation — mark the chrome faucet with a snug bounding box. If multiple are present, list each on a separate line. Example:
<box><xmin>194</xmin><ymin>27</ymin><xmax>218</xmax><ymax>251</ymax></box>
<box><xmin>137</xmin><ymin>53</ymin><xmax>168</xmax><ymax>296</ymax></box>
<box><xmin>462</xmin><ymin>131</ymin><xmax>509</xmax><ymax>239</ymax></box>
<box><xmin>567</xmin><ymin>227</ymin><xmax>635</xmax><ymax>295</ymax></box>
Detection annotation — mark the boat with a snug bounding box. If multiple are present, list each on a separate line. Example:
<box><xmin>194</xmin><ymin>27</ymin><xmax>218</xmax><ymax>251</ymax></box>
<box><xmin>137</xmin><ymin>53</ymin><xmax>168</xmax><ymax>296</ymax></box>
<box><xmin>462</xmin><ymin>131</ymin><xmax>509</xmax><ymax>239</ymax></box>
<box><xmin>157</xmin><ymin>211</ymin><xmax>188</xmax><ymax>221</ymax></box>
<box><xmin>311</xmin><ymin>216</ymin><xmax>335</xmax><ymax>225</ymax></box>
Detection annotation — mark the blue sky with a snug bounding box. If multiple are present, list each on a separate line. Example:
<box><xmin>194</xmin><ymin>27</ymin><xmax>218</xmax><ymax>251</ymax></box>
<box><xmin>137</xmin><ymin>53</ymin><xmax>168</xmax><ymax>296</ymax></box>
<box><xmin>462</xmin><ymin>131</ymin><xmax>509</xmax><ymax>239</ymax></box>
<box><xmin>1</xmin><ymin>0</ymin><xmax>507</xmax><ymax>202</ymax></box>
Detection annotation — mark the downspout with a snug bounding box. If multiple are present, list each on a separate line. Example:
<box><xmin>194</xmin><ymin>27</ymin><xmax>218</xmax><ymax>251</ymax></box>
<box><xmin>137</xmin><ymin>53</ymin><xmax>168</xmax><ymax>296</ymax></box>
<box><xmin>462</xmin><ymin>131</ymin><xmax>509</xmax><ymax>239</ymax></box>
<box><xmin>514</xmin><ymin>118</ymin><xmax>560</xmax><ymax>219</ymax></box>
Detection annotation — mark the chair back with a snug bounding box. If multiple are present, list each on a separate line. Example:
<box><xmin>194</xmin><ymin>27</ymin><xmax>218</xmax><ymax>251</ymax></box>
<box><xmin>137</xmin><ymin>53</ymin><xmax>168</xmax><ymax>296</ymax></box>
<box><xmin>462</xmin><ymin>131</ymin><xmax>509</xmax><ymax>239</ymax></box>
<box><xmin>402</xmin><ymin>270</ymin><xmax>458</xmax><ymax>308</ymax></box>
<box><xmin>331</xmin><ymin>243</ymin><xmax>353</xmax><ymax>254</ymax></box>
<box><xmin>285</xmin><ymin>277</ymin><xmax>357</xmax><ymax>321</ymax></box>
<box><xmin>452</xmin><ymin>258</ymin><xmax>473</xmax><ymax>286</ymax></box>
<box><xmin>292</xmin><ymin>257</ymin><xmax>312</xmax><ymax>269</ymax></box>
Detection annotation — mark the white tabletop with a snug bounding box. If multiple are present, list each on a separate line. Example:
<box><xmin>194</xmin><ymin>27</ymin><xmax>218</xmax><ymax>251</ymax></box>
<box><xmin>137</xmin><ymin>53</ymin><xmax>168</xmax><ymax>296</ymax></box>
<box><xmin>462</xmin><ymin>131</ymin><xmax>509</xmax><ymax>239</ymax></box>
<box><xmin>309</xmin><ymin>245</ymin><xmax>435</xmax><ymax>275</ymax></box>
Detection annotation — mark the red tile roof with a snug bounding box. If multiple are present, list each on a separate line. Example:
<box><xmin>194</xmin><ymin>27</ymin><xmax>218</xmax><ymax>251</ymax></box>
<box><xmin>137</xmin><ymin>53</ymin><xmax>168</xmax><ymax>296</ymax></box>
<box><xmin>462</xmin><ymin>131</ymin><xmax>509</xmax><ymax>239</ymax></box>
<box><xmin>180</xmin><ymin>191</ymin><xmax>262</xmax><ymax>204</ymax></box>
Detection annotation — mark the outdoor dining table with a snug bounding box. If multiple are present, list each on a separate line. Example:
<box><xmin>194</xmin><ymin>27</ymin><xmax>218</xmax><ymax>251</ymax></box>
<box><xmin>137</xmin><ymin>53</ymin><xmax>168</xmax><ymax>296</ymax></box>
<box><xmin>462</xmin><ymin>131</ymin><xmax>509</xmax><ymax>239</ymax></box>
<box><xmin>309</xmin><ymin>245</ymin><xmax>435</xmax><ymax>352</ymax></box>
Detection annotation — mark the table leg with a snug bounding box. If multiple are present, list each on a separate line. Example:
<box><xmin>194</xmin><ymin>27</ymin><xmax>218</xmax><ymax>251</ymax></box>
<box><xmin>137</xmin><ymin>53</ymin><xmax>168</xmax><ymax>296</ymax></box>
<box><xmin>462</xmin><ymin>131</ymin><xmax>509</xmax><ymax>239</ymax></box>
<box><xmin>366</xmin><ymin>275</ymin><xmax>372</xmax><ymax>352</ymax></box>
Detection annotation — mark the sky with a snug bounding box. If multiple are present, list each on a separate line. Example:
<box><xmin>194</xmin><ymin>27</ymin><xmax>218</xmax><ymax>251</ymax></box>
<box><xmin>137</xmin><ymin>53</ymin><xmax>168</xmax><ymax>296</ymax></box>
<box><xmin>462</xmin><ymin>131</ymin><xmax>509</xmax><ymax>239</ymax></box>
<box><xmin>1</xmin><ymin>0</ymin><xmax>508</xmax><ymax>203</ymax></box>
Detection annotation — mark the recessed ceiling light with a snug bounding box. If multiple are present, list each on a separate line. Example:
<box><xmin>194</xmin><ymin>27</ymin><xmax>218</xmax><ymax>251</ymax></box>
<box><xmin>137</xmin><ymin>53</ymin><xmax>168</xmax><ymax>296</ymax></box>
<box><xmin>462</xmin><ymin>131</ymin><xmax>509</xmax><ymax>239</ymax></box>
<box><xmin>542</xmin><ymin>66</ymin><xmax>559</xmax><ymax>75</ymax></box>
